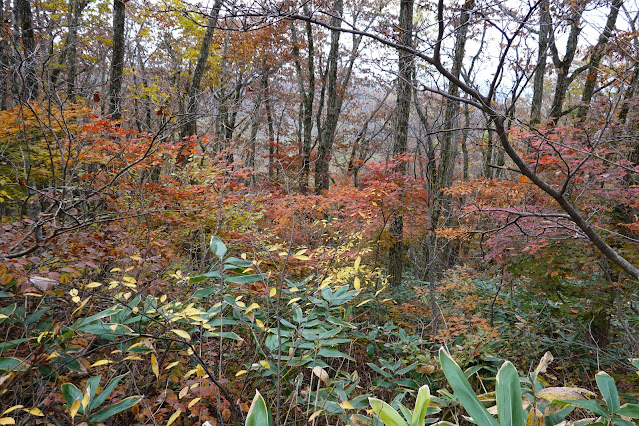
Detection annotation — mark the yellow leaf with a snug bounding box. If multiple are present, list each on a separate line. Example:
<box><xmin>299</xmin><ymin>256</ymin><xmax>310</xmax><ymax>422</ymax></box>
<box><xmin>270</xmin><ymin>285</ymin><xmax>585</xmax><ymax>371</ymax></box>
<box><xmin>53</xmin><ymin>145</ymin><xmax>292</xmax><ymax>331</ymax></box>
<box><xmin>122</xmin><ymin>356</ymin><xmax>143</xmax><ymax>362</ymax></box>
<box><xmin>160</xmin><ymin>295</ymin><xmax>167</xmax><ymax>303</ymax></box>
<box><xmin>255</xmin><ymin>319</ymin><xmax>265</xmax><ymax>330</ymax></box>
<box><xmin>69</xmin><ymin>400</ymin><xmax>81</xmax><ymax>419</ymax></box>
<box><xmin>90</xmin><ymin>359</ymin><xmax>112</xmax><ymax>368</ymax></box>
<box><xmin>167</xmin><ymin>409</ymin><xmax>181</xmax><ymax>426</ymax></box>
<box><xmin>353</xmin><ymin>277</ymin><xmax>361</xmax><ymax>291</ymax></box>
<box><xmin>185</xmin><ymin>368</ymin><xmax>198</xmax><ymax>379</ymax></box>
<box><xmin>235</xmin><ymin>370</ymin><xmax>248</xmax><ymax>377</ymax></box>
<box><xmin>81</xmin><ymin>387</ymin><xmax>91</xmax><ymax>411</ymax></box>
<box><xmin>245</xmin><ymin>303</ymin><xmax>260</xmax><ymax>314</ymax></box>
<box><xmin>188</xmin><ymin>397</ymin><xmax>201</xmax><ymax>409</ymax></box>
<box><xmin>196</xmin><ymin>364</ymin><xmax>206</xmax><ymax>377</ymax></box>
<box><xmin>110</xmin><ymin>268</ymin><xmax>122</xmax><ymax>273</ymax></box>
<box><xmin>308</xmin><ymin>410</ymin><xmax>323</xmax><ymax>423</ymax></box>
<box><xmin>46</xmin><ymin>352</ymin><xmax>60</xmax><ymax>361</ymax></box>
<box><xmin>0</xmin><ymin>418</ymin><xmax>15</xmax><ymax>425</ymax></box>
<box><xmin>354</xmin><ymin>256</ymin><xmax>361</xmax><ymax>271</ymax></box>
<box><xmin>123</xmin><ymin>276</ymin><xmax>137</xmax><ymax>284</ymax></box>
<box><xmin>287</xmin><ymin>298</ymin><xmax>301</xmax><ymax>305</ymax></box>
<box><xmin>151</xmin><ymin>354</ymin><xmax>159</xmax><ymax>379</ymax></box>
<box><xmin>356</xmin><ymin>299</ymin><xmax>372</xmax><ymax>307</ymax></box>
<box><xmin>165</xmin><ymin>361</ymin><xmax>180</xmax><ymax>370</ymax></box>
<box><xmin>289</xmin><ymin>287</ymin><xmax>299</xmax><ymax>292</ymax></box>
<box><xmin>1</xmin><ymin>407</ymin><xmax>22</xmax><ymax>416</ymax></box>
<box><xmin>269</xmin><ymin>288</ymin><xmax>277</xmax><ymax>297</ymax></box>
<box><xmin>259</xmin><ymin>360</ymin><xmax>270</xmax><ymax>370</ymax></box>
<box><xmin>235</xmin><ymin>300</ymin><xmax>246</xmax><ymax>308</ymax></box>
<box><xmin>179</xmin><ymin>385</ymin><xmax>189</xmax><ymax>399</ymax></box>
<box><xmin>86</xmin><ymin>282</ymin><xmax>102</xmax><ymax>288</ymax></box>
<box><xmin>536</xmin><ymin>387</ymin><xmax>595</xmax><ymax>401</ymax></box>
<box><xmin>295</xmin><ymin>249</ymin><xmax>308</xmax><ymax>256</ymax></box>
<box><xmin>171</xmin><ymin>329</ymin><xmax>191</xmax><ymax>341</ymax></box>
<box><xmin>339</xmin><ymin>401</ymin><xmax>354</xmax><ymax>410</ymax></box>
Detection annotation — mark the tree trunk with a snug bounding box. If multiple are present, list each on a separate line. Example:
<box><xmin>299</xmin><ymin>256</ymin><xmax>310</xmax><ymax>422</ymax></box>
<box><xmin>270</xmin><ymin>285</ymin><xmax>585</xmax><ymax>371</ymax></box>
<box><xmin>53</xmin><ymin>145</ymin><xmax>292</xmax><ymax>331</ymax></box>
<box><xmin>619</xmin><ymin>66</ymin><xmax>639</xmax><ymax>124</ymax></box>
<box><xmin>66</xmin><ymin>0</ymin><xmax>87</xmax><ymax>101</ymax></box>
<box><xmin>388</xmin><ymin>0</ymin><xmax>414</xmax><ymax>288</ymax></box>
<box><xmin>314</xmin><ymin>0</ymin><xmax>344</xmax><ymax>193</ymax></box>
<box><xmin>108</xmin><ymin>0</ymin><xmax>126</xmax><ymax>119</ymax></box>
<box><xmin>264</xmin><ymin>74</ymin><xmax>276</xmax><ymax>179</ymax></box>
<box><xmin>530</xmin><ymin>0</ymin><xmax>551</xmax><ymax>125</ymax></box>
<box><xmin>290</xmin><ymin>19</ymin><xmax>315</xmax><ymax>194</ymax></box>
<box><xmin>16</xmin><ymin>0</ymin><xmax>37</xmax><ymax>101</ymax></box>
<box><xmin>0</xmin><ymin>0</ymin><xmax>9</xmax><ymax>109</ymax></box>
<box><xmin>430</xmin><ymin>0</ymin><xmax>474</xmax><ymax>271</ymax></box>
<box><xmin>576</xmin><ymin>0</ymin><xmax>623</xmax><ymax>118</ymax></box>
<box><xmin>548</xmin><ymin>7</ymin><xmax>583</xmax><ymax>122</ymax></box>
<box><xmin>181</xmin><ymin>0</ymin><xmax>222</xmax><ymax>139</ymax></box>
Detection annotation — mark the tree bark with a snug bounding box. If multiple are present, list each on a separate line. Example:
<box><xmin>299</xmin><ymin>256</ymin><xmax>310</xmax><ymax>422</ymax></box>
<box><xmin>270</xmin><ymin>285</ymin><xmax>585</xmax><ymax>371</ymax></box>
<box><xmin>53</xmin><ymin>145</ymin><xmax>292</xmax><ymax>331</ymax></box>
<box><xmin>388</xmin><ymin>0</ymin><xmax>414</xmax><ymax>288</ymax></box>
<box><xmin>66</xmin><ymin>0</ymin><xmax>88</xmax><ymax>101</ymax></box>
<box><xmin>314</xmin><ymin>0</ymin><xmax>344</xmax><ymax>193</ymax></box>
<box><xmin>430</xmin><ymin>0</ymin><xmax>474</xmax><ymax>271</ymax></box>
<box><xmin>576</xmin><ymin>0</ymin><xmax>623</xmax><ymax>118</ymax></box>
<box><xmin>290</xmin><ymin>19</ymin><xmax>315</xmax><ymax>194</ymax></box>
<box><xmin>108</xmin><ymin>0</ymin><xmax>126</xmax><ymax>120</ymax></box>
<box><xmin>548</xmin><ymin>6</ymin><xmax>583</xmax><ymax>122</ymax></box>
<box><xmin>16</xmin><ymin>0</ymin><xmax>37</xmax><ymax>101</ymax></box>
<box><xmin>530</xmin><ymin>0</ymin><xmax>551</xmax><ymax>126</ymax></box>
<box><xmin>181</xmin><ymin>0</ymin><xmax>223</xmax><ymax>138</ymax></box>
<box><xmin>264</xmin><ymin>74</ymin><xmax>276</xmax><ymax>179</ymax></box>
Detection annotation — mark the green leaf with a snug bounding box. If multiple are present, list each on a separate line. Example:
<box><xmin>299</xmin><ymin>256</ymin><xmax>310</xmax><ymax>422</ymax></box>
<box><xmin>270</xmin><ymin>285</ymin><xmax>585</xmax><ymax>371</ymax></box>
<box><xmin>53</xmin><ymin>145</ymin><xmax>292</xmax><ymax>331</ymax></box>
<box><xmin>0</xmin><ymin>339</ymin><xmax>30</xmax><ymax>355</ymax></box>
<box><xmin>192</xmin><ymin>286</ymin><xmax>218</xmax><ymax>298</ymax></box>
<box><xmin>24</xmin><ymin>307</ymin><xmax>50</xmax><ymax>326</ymax></box>
<box><xmin>225</xmin><ymin>274</ymin><xmax>265</xmax><ymax>284</ymax></box>
<box><xmin>90</xmin><ymin>396</ymin><xmax>142</xmax><ymax>422</ymax></box>
<box><xmin>556</xmin><ymin>399</ymin><xmax>608</xmax><ymax>417</ymax></box>
<box><xmin>85</xmin><ymin>375</ymin><xmax>102</xmax><ymax>408</ymax></box>
<box><xmin>412</xmin><ymin>385</ymin><xmax>431</xmax><ymax>426</ymax></box>
<box><xmin>0</xmin><ymin>357</ymin><xmax>24</xmax><ymax>372</ymax></box>
<box><xmin>61</xmin><ymin>383</ymin><xmax>83</xmax><ymax>410</ymax></box>
<box><xmin>77</xmin><ymin>322</ymin><xmax>132</xmax><ymax>336</ymax></box>
<box><xmin>617</xmin><ymin>403</ymin><xmax>639</xmax><ymax>418</ymax></box>
<box><xmin>396</xmin><ymin>363</ymin><xmax>417</xmax><ymax>375</ymax></box>
<box><xmin>245</xmin><ymin>390</ymin><xmax>272</xmax><ymax>426</ymax></box>
<box><xmin>317</xmin><ymin>348</ymin><xmax>355</xmax><ymax>361</ymax></box>
<box><xmin>367</xmin><ymin>363</ymin><xmax>393</xmax><ymax>379</ymax></box>
<box><xmin>369</xmin><ymin>397</ymin><xmax>408</xmax><ymax>426</ymax></box>
<box><xmin>544</xmin><ymin>405</ymin><xmax>574</xmax><ymax>426</ymax></box>
<box><xmin>438</xmin><ymin>348</ymin><xmax>498</xmax><ymax>426</ymax></box>
<box><xmin>611</xmin><ymin>418</ymin><xmax>635</xmax><ymax>426</ymax></box>
<box><xmin>210</xmin><ymin>237</ymin><xmax>227</xmax><ymax>260</ymax></box>
<box><xmin>596</xmin><ymin>371</ymin><xmax>620</xmax><ymax>415</ymax></box>
<box><xmin>90</xmin><ymin>374</ymin><xmax>125</xmax><ymax>410</ymax></box>
<box><xmin>496</xmin><ymin>361</ymin><xmax>526</xmax><ymax>426</ymax></box>
<box><xmin>225</xmin><ymin>257</ymin><xmax>254</xmax><ymax>268</ymax></box>
<box><xmin>398</xmin><ymin>404</ymin><xmax>412</xmax><ymax>424</ymax></box>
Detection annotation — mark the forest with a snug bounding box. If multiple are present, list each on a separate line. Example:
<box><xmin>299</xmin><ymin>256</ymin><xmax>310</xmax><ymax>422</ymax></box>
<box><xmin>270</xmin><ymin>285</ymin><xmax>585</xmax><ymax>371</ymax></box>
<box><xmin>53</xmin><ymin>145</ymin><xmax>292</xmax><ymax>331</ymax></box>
<box><xmin>0</xmin><ymin>0</ymin><xmax>638</xmax><ymax>424</ymax></box>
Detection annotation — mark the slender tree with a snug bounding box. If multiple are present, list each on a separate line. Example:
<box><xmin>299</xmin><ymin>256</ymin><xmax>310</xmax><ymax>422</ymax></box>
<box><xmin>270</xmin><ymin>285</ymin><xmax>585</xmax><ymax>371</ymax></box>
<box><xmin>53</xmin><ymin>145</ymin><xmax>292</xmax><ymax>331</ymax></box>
<box><xmin>108</xmin><ymin>0</ymin><xmax>126</xmax><ymax>119</ymax></box>
<box><xmin>577</xmin><ymin>0</ymin><xmax>623</xmax><ymax>118</ymax></box>
<box><xmin>314</xmin><ymin>0</ymin><xmax>344</xmax><ymax>193</ymax></box>
<box><xmin>181</xmin><ymin>0</ymin><xmax>223</xmax><ymax>139</ymax></box>
<box><xmin>387</xmin><ymin>0</ymin><xmax>414</xmax><ymax>288</ymax></box>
